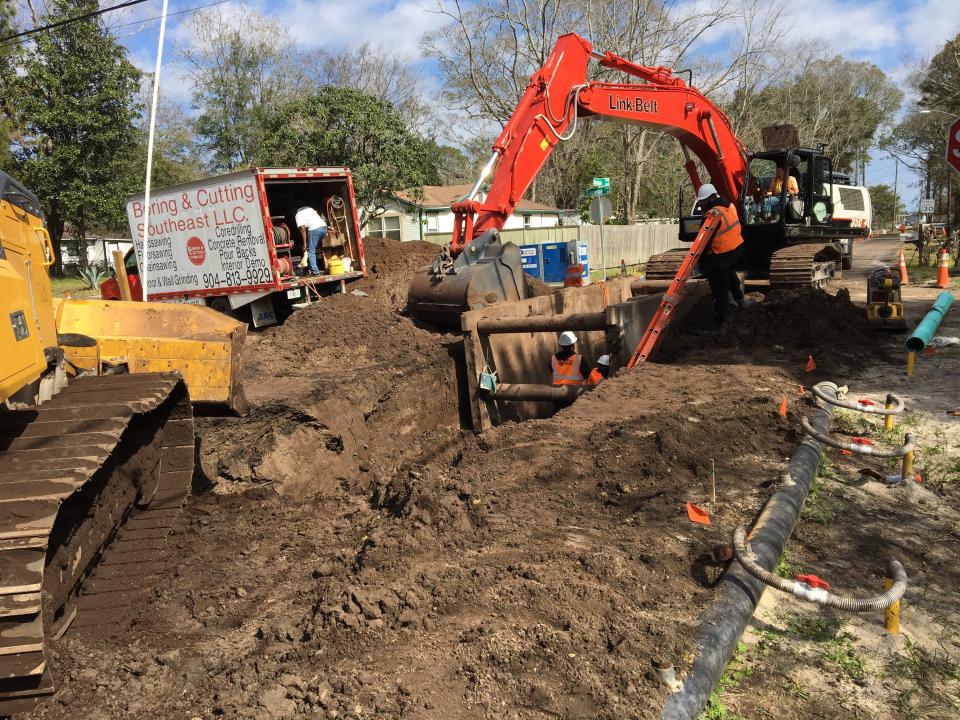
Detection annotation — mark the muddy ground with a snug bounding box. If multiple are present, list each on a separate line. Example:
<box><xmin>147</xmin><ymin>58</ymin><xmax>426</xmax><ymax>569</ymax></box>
<box><xmin>26</xmin><ymin>237</ymin><xmax>960</xmax><ymax>719</ymax></box>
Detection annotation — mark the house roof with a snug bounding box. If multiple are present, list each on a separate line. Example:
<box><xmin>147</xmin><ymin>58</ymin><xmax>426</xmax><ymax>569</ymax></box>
<box><xmin>395</xmin><ymin>184</ymin><xmax>562</xmax><ymax>213</ymax></box>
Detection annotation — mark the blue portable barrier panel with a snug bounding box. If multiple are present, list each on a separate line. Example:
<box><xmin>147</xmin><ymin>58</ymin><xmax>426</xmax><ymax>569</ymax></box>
<box><xmin>519</xmin><ymin>244</ymin><xmax>541</xmax><ymax>279</ymax></box>
<box><xmin>541</xmin><ymin>243</ymin><xmax>567</xmax><ymax>283</ymax></box>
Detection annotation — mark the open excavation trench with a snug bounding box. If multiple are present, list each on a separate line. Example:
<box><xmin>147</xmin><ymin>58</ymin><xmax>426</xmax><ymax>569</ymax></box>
<box><xmin>21</xmin><ymin>239</ymin><xmax>913</xmax><ymax>720</ymax></box>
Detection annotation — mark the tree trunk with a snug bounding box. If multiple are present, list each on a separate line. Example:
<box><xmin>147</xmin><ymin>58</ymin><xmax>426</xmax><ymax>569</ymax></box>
<box><xmin>47</xmin><ymin>211</ymin><xmax>65</xmax><ymax>277</ymax></box>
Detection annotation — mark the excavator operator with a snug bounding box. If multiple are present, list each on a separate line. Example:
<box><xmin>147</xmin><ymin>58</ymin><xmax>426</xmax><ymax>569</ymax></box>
<box><xmin>695</xmin><ymin>184</ymin><xmax>754</xmax><ymax>335</ymax></box>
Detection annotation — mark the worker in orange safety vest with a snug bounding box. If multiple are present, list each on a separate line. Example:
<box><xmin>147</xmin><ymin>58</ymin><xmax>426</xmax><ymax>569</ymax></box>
<box><xmin>695</xmin><ymin>183</ymin><xmax>754</xmax><ymax>335</ymax></box>
<box><xmin>586</xmin><ymin>354</ymin><xmax>610</xmax><ymax>386</ymax></box>
<box><xmin>550</xmin><ymin>331</ymin><xmax>590</xmax><ymax>386</ymax></box>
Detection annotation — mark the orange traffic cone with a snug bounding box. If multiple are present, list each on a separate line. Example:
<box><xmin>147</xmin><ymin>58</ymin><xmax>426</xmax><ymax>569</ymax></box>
<box><xmin>898</xmin><ymin>247</ymin><xmax>910</xmax><ymax>285</ymax></box>
<box><xmin>563</xmin><ymin>263</ymin><xmax>585</xmax><ymax>287</ymax></box>
<box><xmin>935</xmin><ymin>248</ymin><xmax>950</xmax><ymax>288</ymax></box>
<box><xmin>778</xmin><ymin>395</ymin><xmax>788</xmax><ymax>418</ymax></box>
<box><xmin>805</xmin><ymin>355</ymin><xmax>816</xmax><ymax>373</ymax></box>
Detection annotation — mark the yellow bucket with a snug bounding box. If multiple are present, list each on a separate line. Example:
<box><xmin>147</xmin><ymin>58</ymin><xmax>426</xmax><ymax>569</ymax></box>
<box><xmin>327</xmin><ymin>256</ymin><xmax>344</xmax><ymax>275</ymax></box>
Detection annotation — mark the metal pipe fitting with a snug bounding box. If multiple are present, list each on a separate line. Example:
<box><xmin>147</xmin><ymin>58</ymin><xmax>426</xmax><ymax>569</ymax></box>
<box><xmin>811</xmin><ymin>383</ymin><xmax>904</xmax><ymax>416</ymax></box>
<box><xmin>800</xmin><ymin>417</ymin><xmax>915</xmax><ymax>457</ymax></box>
<box><xmin>479</xmin><ymin>383</ymin><xmax>587</xmax><ymax>402</ymax></box>
<box><xmin>476</xmin><ymin>312</ymin><xmax>607</xmax><ymax>334</ymax></box>
<box><xmin>733</xmin><ymin>525</ymin><xmax>907</xmax><ymax>611</ymax></box>
<box><xmin>660</xmin><ymin>385</ymin><xmax>837</xmax><ymax>719</ymax></box>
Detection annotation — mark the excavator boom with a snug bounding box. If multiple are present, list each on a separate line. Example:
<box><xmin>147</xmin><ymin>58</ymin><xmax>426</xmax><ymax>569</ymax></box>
<box><xmin>408</xmin><ymin>33</ymin><xmax>749</xmax><ymax>323</ymax></box>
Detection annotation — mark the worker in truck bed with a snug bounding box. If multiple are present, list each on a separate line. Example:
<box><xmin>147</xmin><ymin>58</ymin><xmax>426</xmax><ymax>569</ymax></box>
<box><xmin>695</xmin><ymin>184</ymin><xmax>754</xmax><ymax>335</ymax></box>
<box><xmin>550</xmin><ymin>331</ymin><xmax>590</xmax><ymax>386</ymax></box>
<box><xmin>295</xmin><ymin>205</ymin><xmax>328</xmax><ymax>275</ymax></box>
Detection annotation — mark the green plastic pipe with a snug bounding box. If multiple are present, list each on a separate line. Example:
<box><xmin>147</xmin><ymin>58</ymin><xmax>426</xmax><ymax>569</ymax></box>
<box><xmin>905</xmin><ymin>291</ymin><xmax>954</xmax><ymax>352</ymax></box>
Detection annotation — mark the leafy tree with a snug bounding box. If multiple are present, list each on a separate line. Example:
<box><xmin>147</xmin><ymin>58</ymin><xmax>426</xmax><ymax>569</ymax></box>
<box><xmin>12</xmin><ymin>0</ymin><xmax>141</xmax><ymax>274</ymax></box>
<box><xmin>179</xmin><ymin>5</ymin><xmax>309</xmax><ymax>171</ymax></box>
<box><xmin>868</xmin><ymin>184</ymin><xmax>904</xmax><ymax>229</ymax></box>
<box><xmin>256</xmin><ymin>86</ymin><xmax>441</xmax><ymax>226</ymax></box>
<box><xmin>0</xmin><ymin>0</ymin><xmax>21</xmax><ymax>170</ymax></box>
<box><xmin>735</xmin><ymin>57</ymin><xmax>901</xmax><ymax>175</ymax></box>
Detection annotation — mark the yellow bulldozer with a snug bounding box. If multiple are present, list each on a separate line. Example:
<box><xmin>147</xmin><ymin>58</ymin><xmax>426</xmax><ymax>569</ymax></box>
<box><xmin>0</xmin><ymin>170</ymin><xmax>244</xmax><ymax>713</ymax></box>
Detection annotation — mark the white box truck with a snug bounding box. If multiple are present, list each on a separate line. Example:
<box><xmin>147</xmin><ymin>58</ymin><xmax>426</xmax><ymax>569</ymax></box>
<box><xmin>111</xmin><ymin>167</ymin><xmax>367</xmax><ymax>326</ymax></box>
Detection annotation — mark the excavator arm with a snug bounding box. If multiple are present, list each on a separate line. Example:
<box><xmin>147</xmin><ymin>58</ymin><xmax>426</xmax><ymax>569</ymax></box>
<box><xmin>408</xmin><ymin>32</ymin><xmax>749</xmax><ymax>325</ymax></box>
<box><xmin>452</xmin><ymin>33</ymin><xmax>748</xmax><ymax>252</ymax></box>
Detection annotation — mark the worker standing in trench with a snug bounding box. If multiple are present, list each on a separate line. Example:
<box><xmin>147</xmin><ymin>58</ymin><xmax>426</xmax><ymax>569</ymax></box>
<box><xmin>587</xmin><ymin>354</ymin><xmax>610</xmax><ymax>386</ymax></box>
<box><xmin>550</xmin><ymin>331</ymin><xmax>591</xmax><ymax>387</ymax></box>
<box><xmin>695</xmin><ymin>183</ymin><xmax>754</xmax><ymax>335</ymax></box>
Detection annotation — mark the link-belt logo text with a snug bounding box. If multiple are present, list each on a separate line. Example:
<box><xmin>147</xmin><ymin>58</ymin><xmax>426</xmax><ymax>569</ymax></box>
<box><xmin>608</xmin><ymin>96</ymin><xmax>659</xmax><ymax>113</ymax></box>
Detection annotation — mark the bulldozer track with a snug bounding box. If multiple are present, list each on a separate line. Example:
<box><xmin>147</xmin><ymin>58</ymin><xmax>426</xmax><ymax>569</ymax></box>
<box><xmin>0</xmin><ymin>373</ymin><xmax>193</xmax><ymax>715</ymax></box>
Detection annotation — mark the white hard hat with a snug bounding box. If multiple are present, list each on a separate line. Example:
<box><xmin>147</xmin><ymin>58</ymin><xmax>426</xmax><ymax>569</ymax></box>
<box><xmin>559</xmin><ymin>331</ymin><xmax>577</xmax><ymax>346</ymax></box>
<box><xmin>597</xmin><ymin>354</ymin><xmax>610</xmax><ymax>366</ymax></box>
<box><xmin>696</xmin><ymin>183</ymin><xmax>718</xmax><ymax>201</ymax></box>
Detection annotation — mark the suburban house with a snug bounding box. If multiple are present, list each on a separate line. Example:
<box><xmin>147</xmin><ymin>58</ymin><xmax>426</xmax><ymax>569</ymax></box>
<box><xmin>369</xmin><ymin>184</ymin><xmax>565</xmax><ymax>242</ymax></box>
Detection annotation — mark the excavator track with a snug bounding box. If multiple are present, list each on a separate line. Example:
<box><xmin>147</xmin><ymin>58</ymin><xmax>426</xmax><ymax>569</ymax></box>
<box><xmin>644</xmin><ymin>251</ymin><xmax>690</xmax><ymax>280</ymax></box>
<box><xmin>646</xmin><ymin>243</ymin><xmax>842</xmax><ymax>289</ymax></box>
<box><xmin>0</xmin><ymin>372</ymin><xmax>193</xmax><ymax>715</ymax></box>
<box><xmin>768</xmin><ymin>243</ymin><xmax>842</xmax><ymax>288</ymax></box>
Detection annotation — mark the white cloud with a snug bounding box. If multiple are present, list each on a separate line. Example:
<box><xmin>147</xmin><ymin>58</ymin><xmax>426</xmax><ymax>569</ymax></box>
<box><xmin>276</xmin><ymin>0</ymin><xmax>449</xmax><ymax>56</ymax></box>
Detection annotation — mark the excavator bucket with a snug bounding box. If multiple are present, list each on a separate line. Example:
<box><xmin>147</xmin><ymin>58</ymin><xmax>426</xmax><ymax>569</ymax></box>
<box><xmin>407</xmin><ymin>231</ymin><xmax>528</xmax><ymax>326</ymax></box>
<box><xmin>52</xmin><ymin>298</ymin><xmax>249</xmax><ymax>415</ymax></box>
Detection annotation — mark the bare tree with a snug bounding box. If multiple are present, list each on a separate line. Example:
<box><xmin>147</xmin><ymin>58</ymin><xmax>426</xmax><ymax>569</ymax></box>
<box><xmin>422</xmin><ymin>0</ymin><xmax>787</xmax><ymax>219</ymax></box>
<box><xmin>177</xmin><ymin>4</ymin><xmax>310</xmax><ymax>171</ymax></box>
<box><xmin>314</xmin><ymin>43</ymin><xmax>436</xmax><ymax>131</ymax></box>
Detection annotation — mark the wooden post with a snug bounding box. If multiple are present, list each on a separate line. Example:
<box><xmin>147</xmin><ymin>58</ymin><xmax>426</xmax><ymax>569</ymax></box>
<box><xmin>112</xmin><ymin>250</ymin><xmax>132</xmax><ymax>301</ymax></box>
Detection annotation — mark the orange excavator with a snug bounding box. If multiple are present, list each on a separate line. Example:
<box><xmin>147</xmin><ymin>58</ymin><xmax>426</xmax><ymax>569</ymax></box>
<box><xmin>408</xmin><ymin>33</ymin><xmax>862</xmax><ymax>324</ymax></box>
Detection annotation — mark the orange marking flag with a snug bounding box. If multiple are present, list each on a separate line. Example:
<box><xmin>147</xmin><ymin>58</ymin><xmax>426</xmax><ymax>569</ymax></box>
<box><xmin>686</xmin><ymin>502</ymin><xmax>711</xmax><ymax>526</ymax></box>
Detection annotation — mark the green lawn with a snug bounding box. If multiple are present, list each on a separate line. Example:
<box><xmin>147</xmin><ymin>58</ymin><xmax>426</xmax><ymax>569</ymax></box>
<box><xmin>589</xmin><ymin>263</ymin><xmax>645</xmax><ymax>282</ymax></box>
<box><xmin>50</xmin><ymin>276</ymin><xmax>101</xmax><ymax>299</ymax></box>
<box><xmin>904</xmin><ymin>251</ymin><xmax>959</xmax><ymax>287</ymax></box>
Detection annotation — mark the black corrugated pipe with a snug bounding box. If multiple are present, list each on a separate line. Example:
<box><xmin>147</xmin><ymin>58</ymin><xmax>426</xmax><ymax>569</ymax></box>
<box><xmin>659</xmin><ymin>384</ymin><xmax>836</xmax><ymax>720</ymax></box>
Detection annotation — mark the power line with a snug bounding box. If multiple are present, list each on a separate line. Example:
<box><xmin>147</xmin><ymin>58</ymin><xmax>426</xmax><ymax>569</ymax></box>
<box><xmin>0</xmin><ymin>0</ymin><xmax>152</xmax><ymax>45</ymax></box>
<box><xmin>107</xmin><ymin>0</ymin><xmax>232</xmax><ymax>33</ymax></box>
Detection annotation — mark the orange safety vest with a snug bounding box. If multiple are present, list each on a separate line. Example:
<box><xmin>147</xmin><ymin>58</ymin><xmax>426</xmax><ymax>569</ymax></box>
<box><xmin>551</xmin><ymin>353</ymin><xmax>585</xmax><ymax>386</ymax></box>
<box><xmin>706</xmin><ymin>204</ymin><xmax>743</xmax><ymax>255</ymax></box>
<box><xmin>586</xmin><ymin>368</ymin><xmax>605</xmax><ymax>386</ymax></box>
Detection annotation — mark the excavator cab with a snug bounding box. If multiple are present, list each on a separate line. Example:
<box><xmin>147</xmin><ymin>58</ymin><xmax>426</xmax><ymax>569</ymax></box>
<box><xmin>741</xmin><ymin>150</ymin><xmax>835</xmax><ymax>229</ymax></box>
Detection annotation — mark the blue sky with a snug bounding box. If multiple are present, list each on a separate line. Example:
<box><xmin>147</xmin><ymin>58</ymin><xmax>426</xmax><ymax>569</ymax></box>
<box><xmin>19</xmin><ymin>0</ymin><xmax>960</xmax><ymax>208</ymax></box>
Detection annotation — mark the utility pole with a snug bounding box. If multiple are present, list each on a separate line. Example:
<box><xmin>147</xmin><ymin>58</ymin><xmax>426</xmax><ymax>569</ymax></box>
<box><xmin>892</xmin><ymin>159</ymin><xmax>898</xmax><ymax>226</ymax></box>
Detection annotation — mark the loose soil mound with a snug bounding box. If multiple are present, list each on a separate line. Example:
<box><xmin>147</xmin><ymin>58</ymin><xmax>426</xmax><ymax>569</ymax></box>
<box><xmin>663</xmin><ymin>286</ymin><xmax>896</xmax><ymax>376</ymax></box>
<box><xmin>31</xmin><ymin>363</ymin><xmax>800</xmax><ymax>720</ymax></box>
<box><xmin>197</xmin><ymin>237</ymin><xmax>463</xmax><ymax>498</ymax></box>
<box><xmin>355</xmin><ymin>236</ymin><xmax>441</xmax><ymax>310</ymax></box>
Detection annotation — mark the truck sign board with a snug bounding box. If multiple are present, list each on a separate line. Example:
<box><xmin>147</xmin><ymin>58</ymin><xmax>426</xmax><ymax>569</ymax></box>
<box><xmin>127</xmin><ymin>172</ymin><xmax>273</xmax><ymax>298</ymax></box>
<box><xmin>947</xmin><ymin>117</ymin><xmax>960</xmax><ymax>174</ymax></box>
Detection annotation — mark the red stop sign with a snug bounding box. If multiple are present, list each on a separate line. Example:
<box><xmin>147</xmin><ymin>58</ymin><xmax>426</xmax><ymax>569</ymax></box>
<box><xmin>948</xmin><ymin>117</ymin><xmax>960</xmax><ymax>174</ymax></box>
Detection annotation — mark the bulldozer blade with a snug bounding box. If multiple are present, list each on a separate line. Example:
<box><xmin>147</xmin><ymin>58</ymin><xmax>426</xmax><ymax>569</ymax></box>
<box><xmin>53</xmin><ymin>299</ymin><xmax>249</xmax><ymax>415</ymax></box>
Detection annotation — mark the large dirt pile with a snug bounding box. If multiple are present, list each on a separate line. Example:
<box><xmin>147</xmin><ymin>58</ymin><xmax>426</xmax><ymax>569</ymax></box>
<box><xmin>355</xmin><ymin>236</ymin><xmax>441</xmax><ymax>310</ymax></box>
<box><xmin>197</xmin><ymin>238</ymin><xmax>464</xmax><ymax>498</ymax></box>
<box><xmin>663</xmin><ymin>286</ymin><xmax>896</xmax><ymax>375</ymax></box>
<box><xmin>33</xmin><ymin>363</ymin><xmax>801</xmax><ymax>720</ymax></box>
